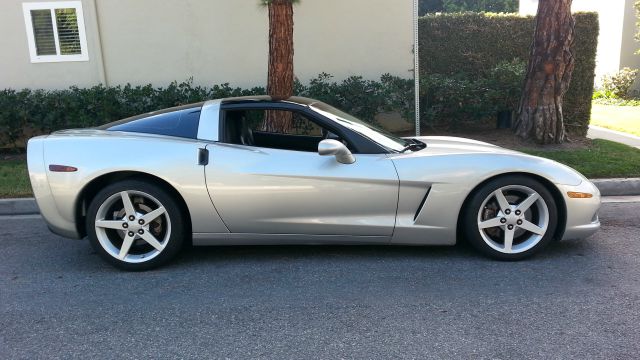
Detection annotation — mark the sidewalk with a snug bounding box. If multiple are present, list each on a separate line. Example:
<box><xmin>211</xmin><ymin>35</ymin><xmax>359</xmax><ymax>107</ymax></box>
<box><xmin>587</xmin><ymin>125</ymin><xmax>640</xmax><ymax>149</ymax></box>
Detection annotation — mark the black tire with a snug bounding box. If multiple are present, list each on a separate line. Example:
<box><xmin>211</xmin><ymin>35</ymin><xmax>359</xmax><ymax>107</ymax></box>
<box><xmin>462</xmin><ymin>175</ymin><xmax>558</xmax><ymax>260</ymax></box>
<box><xmin>86</xmin><ymin>179</ymin><xmax>186</xmax><ymax>271</ymax></box>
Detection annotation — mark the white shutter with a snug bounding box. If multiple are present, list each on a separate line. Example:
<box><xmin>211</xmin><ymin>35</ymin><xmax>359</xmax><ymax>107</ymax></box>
<box><xmin>55</xmin><ymin>8</ymin><xmax>81</xmax><ymax>55</ymax></box>
<box><xmin>22</xmin><ymin>2</ymin><xmax>89</xmax><ymax>63</ymax></box>
<box><xmin>30</xmin><ymin>9</ymin><xmax>56</xmax><ymax>56</ymax></box>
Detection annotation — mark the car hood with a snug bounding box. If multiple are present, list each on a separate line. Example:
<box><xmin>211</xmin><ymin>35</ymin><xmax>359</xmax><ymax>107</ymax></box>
<box><xmin>392</xmin><ymin>136</ymin><xmax>587</xmax><ymax>186</ymax></box>
<box><xmin>406</xmin><ymin>136</ymin><xmax>519</xmax><ymax>156</ymax></box>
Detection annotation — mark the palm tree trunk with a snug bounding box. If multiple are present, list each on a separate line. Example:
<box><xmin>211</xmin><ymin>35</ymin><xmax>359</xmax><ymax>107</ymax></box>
<box><xmin>514</xmin><ymin>0</ymin><xmax>575</xmax><ymax>144</ymax></box>
<box><xmin>264</xmin><ymin>0</ymin><xmax>294</xmax><ymax>133</ymax></box>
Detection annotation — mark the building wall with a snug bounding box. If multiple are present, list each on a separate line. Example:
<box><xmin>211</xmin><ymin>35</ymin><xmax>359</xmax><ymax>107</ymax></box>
<box><xmin>294</xmin><ymin>0</ymin><xmax>414</xmax><ymax>84</ymax></box>
<box><xmin>94</xmin><ymin>0</ymin><xmax>269</xmax><ymax>88</ymax></box>
<box><xmin>0</xmin><ymin>0</ymin><xmax>414</xmax><ymax>90</ymax></box>
<box><xmin>0</xmin><ymin>0</ymin><xmax>105</xmax><ymax>89</ymax></box>
<box><xmin>619</xmin><ymin>0</ymin><xmax>640</xmax><ymax>90</ymax></box>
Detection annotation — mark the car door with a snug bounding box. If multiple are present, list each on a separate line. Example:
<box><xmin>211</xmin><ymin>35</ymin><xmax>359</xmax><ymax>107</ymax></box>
<box><xmin>203</xmin><ymin>107</ymin><xmax>399</xmax><ymax>237</ymax></box>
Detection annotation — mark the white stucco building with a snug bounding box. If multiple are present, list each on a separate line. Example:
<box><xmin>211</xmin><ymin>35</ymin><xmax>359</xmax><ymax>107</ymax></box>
<box><xmin>0</xmin><ymin>0</ymin><xmax>415</xmax><ymax>90</ymax></box>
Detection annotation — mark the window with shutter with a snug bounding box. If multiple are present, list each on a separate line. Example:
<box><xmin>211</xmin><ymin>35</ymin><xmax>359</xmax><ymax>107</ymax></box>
<box><xmin>22</xmin><ymin>2</ymin><xmax>88</xmax><ymax>63</ymax></box>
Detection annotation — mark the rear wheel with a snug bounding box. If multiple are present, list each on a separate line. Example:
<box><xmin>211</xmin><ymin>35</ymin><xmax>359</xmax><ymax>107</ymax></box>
<box><xmin>86</xmin><ymin>180</ymin><xmax>185</xmax><ymax>270</ymax></box>
<box><xmin>462</xmin><ymin>175</ymin><xmax>558</xmax><ymax>260</ymax></box>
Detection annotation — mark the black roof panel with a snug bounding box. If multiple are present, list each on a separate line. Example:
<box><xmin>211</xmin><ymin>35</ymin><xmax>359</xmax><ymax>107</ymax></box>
<box><xmin>220</xmin><ymin>96</ymin><xmax>318</xmax><ymax>106</ymax></box>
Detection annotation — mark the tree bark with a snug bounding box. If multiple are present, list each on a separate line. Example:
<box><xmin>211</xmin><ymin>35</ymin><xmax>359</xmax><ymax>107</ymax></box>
<box><xmin>514</xmin><ymin>0</ymin><xmax>575</xmax><ymax>144</ymax></box>
<box><xmin>264</xmin><ymin>0</ymin><xmax>294</xmax><ymax>132</ymax></box>
<box><xmin>262</xmin><ymin>110</ymin><xmax>294</xmax><ymax>133</ymax></box>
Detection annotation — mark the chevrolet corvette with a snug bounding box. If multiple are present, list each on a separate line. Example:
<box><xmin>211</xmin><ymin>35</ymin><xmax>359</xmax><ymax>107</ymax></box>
<box><xmin>27</xmin><ymin>96</ymin><xmax>601</xmax><ymax>270</ymax></box>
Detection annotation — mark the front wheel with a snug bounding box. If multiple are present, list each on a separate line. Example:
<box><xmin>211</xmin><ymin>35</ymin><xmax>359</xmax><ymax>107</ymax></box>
<box><xmin>462</xmin><ymin>175</ymin><xmax>558</xmax><ymax>260</ymax></box>
<box><xmin>86</xmin><ymin>180</ymin><xmax>185</xmax><ymax>270</ymax></box>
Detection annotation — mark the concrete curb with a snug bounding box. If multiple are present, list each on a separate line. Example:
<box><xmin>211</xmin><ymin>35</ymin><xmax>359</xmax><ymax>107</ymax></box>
<box><xmin>0</xmin><ymin>198</ymin><xmax>39</xmax><ymax>216</ymax></box>
<box><xmin>591</xmin><ymin>178</ymin><xmax>640</xmax><ymax>197</ymax></box>
<box><xmin>1</xmin><ymin>178</ymin><xmax>639</xmax><ymax>216</ymax></box>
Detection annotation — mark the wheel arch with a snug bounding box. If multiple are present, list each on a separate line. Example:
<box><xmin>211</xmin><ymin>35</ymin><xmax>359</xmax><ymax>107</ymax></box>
<box><xmin>456</xmin><ymin>172</ymin><xmax>567</xmax><ymax>243</ymax></box>
<box><xmin>75</xmin><ymin>171</ymin><xmax>193</xmax><ymax>240</ymax></box>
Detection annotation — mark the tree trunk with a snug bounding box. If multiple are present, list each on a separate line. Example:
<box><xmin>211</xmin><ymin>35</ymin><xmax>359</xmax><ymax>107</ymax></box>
<box><xmin>262</xmin><ymin>110</ymin><xmax>295</xmax><ymax>133</ymax></box>
<box><xmin>514</xmin><ymin>0</ymin><xmax>575</xmax><ymax>144</ymax></box>
<box><xmin>264</xmin><ymin>0</ymin><xmax>294</xmax><ymax>132</ymax></box>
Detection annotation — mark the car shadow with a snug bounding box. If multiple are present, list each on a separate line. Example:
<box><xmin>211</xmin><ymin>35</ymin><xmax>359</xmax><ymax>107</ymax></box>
<box><xmin>165</xmin><ymin>236</ymin><xmax>598</xmax><ymax>274</ymax></box>
<box><xmin>178</xmin><ymin>241</ymin><xmax>471</xmax><ymax>264</ymax></box>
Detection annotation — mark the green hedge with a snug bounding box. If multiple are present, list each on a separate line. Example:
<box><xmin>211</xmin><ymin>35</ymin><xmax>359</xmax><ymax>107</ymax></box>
<box><xmin>419</xmin><ymin>0</ymin><xmax>518</xmax><ymax>15</ymax></box>
<box><xmin>0</xmin><ymin>74</ymin><xmax>413</xmax><ymax>150</ymax></box>
<box><xmin>419</xmin><ymin>12</ymin><xmax>599</xmax><ymax>136</ymax></box>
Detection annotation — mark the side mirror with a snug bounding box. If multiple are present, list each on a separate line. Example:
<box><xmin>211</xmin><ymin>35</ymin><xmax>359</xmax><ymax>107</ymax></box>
<box><xmin>318</xmin><ymin>139</ymin><xmax>355</xmax><ymax>164</ymax></box>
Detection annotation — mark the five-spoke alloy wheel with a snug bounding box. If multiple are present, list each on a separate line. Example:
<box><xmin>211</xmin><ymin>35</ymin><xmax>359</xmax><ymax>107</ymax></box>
<box><xmin>463</xmin><ymin>175</ymin><xmax>558</xmax><ymax>260</ymax></box>
<box><xmin>86</xmin><ymin>180</ymin><xmax>185</xmax><ymax>270</ymax></box>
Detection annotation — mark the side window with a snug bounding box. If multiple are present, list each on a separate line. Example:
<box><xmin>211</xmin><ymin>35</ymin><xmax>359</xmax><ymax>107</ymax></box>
<box><xmin>263</xmin><ymin>110</ymin><xmax>323</xmax><ymax>136</ymax></box>
<box><xmin>222</xmin><ymin>109</ymin><xmax>337</xmax><ymax>152</ymax></box>
<box><xmin>106</xmin><ymin>108</ymin><xmax>201</xmax><ymax>139</ymax></box>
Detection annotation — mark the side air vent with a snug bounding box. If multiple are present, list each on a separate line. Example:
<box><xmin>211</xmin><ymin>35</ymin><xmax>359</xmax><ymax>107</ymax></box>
<box><xmin>413</xmin><ymin>187</ymin><xmax>431</xmax><ymax>221</ymax></box>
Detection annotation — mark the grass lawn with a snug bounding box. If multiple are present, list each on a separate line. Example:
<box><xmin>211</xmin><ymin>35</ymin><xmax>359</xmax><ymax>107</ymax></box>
<box><xmin>522</xmin><ymin>139</ymin><xmax>640</xmax><ymax>179</ymax></box>
<box><xmin>0</xmin><ymin>159</ymin><xmax>32</xmax><ymax>198</ymax></box>
<box><xmin>590</xmin><ymin>104</ymin><xmax>640</xmax><ymax>137</ymax></box>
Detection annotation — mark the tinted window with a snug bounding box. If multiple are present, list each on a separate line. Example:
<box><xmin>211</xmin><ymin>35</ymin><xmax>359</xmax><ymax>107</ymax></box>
<box><xmin>229</xmin><ymin>109</ymin><xmax>323</xmax><ymax>136</ymax></box>
<box><xmin>310</xmin><ymin>102</ymin><xmax>408</xmax><ymax>152</ymax></box>
<box><xmin>106</xmin><ymin>108</ymin><xmax>201</xmax><ymax>139</ymax></box>
<box><xmin>222</xmin><ymin>108</ymin><xmax>349</xmax><ymax>152</ymax></box>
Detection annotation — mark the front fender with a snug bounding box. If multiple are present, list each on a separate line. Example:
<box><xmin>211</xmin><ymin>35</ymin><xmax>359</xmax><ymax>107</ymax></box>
<box><xmin>389</xmin><ymin>151</ymin><xmax>588</xmax><ymax>245</ymax></box>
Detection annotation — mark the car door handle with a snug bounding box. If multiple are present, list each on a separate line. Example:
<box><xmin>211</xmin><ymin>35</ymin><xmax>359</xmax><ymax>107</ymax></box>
<box><xmin>198</xmin><ymin>148</ymin><xmax>209</xmax><ymax>166</ymax></box>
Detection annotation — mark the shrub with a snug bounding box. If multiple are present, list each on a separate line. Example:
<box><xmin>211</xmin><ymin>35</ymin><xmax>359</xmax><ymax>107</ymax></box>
<box><xmin>484</xmin><ymin>59</ymin><xmax>526</xmax><ymax>112</ymax></box>
<box><xmin>418</xmin><ymin>12</ymin><xmax>599</xmax><ymax>136</ymax></box>
<box><xmin>419</xmin><ymin>60</ymin><xmax>525</xmax><ymax>129</ymax></box>
<box><xmin>297</xmin><ymin>73</ymin><xmax>414</xmax><ymax>122</ymax></box>
<box><xmin>600</xmin><ymin>67</ymin><xmax>639</xmax><ymax>99</ymax></box>
<box><xmin>420</xmin><ymin>73</ymin><xmax>491</xmax><ymax>129</ymax></box>
<box><xmin>419</xmin><ymin>0</ymin><xmax>518</xmax><ymax>15</ymax></box>
<box><xmin>0</xmin><ymin>74</ymin><xmax>414</xmax><ymax>151</ymax></box>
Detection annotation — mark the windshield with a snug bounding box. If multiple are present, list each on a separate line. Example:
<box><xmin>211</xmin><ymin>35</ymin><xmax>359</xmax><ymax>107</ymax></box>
<box><xmin>309</xmin><ymin>102</ymin><xmax>409</xmax><ymax>152</ymax></box>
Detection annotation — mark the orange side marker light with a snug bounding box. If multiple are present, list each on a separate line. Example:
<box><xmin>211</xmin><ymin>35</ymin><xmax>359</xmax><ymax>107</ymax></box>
<box><xmin>567</xmin><ymin>191</ymin><xmax>593</xmax><ymax>199</ymax></box>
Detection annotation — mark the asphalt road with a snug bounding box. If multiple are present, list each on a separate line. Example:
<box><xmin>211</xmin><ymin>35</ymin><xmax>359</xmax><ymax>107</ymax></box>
<box><xmin>1</xmin><ymin>202</ymin><xmax>639</xmax><ymax>359</ymax></box>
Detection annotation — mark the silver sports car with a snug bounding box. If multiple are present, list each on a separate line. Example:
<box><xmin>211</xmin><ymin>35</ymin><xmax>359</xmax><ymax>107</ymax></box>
<box><xmin>27</xmin><ymin>96</ymin><xmax>600</xmax><ymax>270</ymax></box>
